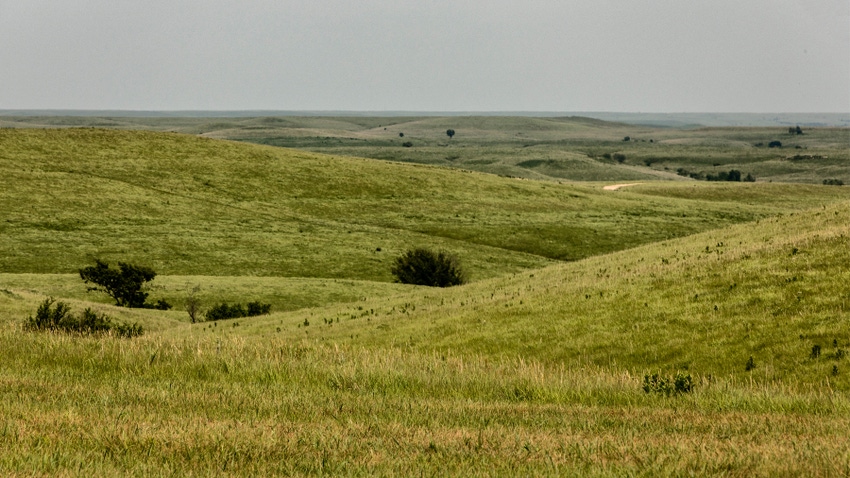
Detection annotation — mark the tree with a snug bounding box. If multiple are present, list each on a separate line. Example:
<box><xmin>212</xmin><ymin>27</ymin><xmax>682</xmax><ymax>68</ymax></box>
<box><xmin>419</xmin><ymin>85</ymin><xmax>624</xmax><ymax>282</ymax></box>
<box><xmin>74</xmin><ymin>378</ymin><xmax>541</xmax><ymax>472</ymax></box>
<box><xmin>185</xmin><ymin>284</ymin><xmax>201</xmax><ymax>323</ymax></box>
<box><xmin>446</xmin><ymin>129</ymin><xmax>455</xmax><ymax>139</ymax></box>
<box><xmin>391</xmin><ymin>248</ymin><xmax>466</xmax><ymax>287</ymax></box>
<box><xmin>79</xmin><ymin>259</ymin><xmax>156</xmax><ymax>307</ymax></box>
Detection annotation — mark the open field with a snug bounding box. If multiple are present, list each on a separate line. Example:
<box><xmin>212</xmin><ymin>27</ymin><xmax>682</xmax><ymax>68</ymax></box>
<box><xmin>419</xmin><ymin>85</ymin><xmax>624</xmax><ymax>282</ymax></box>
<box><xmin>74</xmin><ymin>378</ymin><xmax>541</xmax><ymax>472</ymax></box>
<box><xmin>1</xmin><ymin>127</ymin><xmax>849</xmax><ymax>475</ymax></box>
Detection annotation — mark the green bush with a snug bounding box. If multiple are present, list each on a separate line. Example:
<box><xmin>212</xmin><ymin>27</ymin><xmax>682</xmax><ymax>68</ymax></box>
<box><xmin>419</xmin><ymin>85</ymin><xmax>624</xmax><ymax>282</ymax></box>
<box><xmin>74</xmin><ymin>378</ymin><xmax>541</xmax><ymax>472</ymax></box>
<box><xmin>642</xmin><ymin>371</ymin><xmax>693</xmax><ymax>396</ymax></box>
<box><xmin>390</xmin><ymin>248</ymin><xmax>466</xmax><ymax>287</ymax></box>
<box><xmin>24</xmin><ymin>298</ymin><xmax>143</xmax><ymax>337</ymax></box>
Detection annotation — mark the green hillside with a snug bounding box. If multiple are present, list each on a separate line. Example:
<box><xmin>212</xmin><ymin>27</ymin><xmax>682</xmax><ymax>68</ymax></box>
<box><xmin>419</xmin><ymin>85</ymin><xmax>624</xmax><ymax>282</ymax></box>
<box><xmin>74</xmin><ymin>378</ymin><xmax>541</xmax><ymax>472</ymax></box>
<box><xmin>4</xmin><ymin>128</ymin><xmax>846</xmax><ymax>284</ymax></box>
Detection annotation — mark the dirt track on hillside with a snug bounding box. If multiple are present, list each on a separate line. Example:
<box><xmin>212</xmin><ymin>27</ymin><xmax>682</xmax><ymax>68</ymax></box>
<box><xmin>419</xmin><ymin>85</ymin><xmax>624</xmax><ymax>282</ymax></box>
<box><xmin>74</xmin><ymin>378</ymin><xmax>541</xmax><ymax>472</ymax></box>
<box><xmin>603</xmin><ymin>183</ymin><xmax>641</xmax><ymax>191</ymax></box>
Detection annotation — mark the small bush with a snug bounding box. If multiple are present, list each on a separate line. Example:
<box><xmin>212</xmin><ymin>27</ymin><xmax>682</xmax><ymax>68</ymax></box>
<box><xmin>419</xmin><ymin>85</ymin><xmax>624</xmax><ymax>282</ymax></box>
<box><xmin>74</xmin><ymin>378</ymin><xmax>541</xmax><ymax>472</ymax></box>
<box><xmin>391</xmin><ymin>248</ymin><xmax>466</xmax><ymax>287</ymax></box>
<box><xmin>642</xmin><ymin>372</ymin><xmax>693</xmax><ymax>396</ymax></box>
<box><xmin>24</xmin><ymin>298</ymin><xmax>143</xmax><ymax>337</ymax></box>
<box><xmin>402</xmin><ymin>141</ymin><xmax>413</xmax><ymax>148</ymax></box>
<box><xmin>745</xmin><ymin>356</ymin><xmax>756</xmax><ymax>371</ymax></box>
<box><xmin>612</xmin><ymin>153</ymin><xmax>626</xmax><ymax>163</ymax></box>
<box><xmin>823</xmin><ymin>179</ymin><xmax>844</xmax><ymax>186</ymax></box>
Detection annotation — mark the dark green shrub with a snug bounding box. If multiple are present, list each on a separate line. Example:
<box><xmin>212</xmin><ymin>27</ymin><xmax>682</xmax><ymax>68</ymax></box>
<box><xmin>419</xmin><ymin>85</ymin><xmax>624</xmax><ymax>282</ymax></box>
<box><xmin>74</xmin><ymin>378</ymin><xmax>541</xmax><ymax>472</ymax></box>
<box><xmin>745</xmin><ymin>356</ymin><xmax>756</xmax><ymax>371</ymax></box>
<box><xmin>612</xmin><ymin>153</ymin><xmax>626</xmax><ymax>163</ymax></box>
<box><xmin>149</xmin><ymin>299</ymin><xmax>173</xmax><ymax>310</ymax></box>
<box><xmin>24</xmin><ymin>297</ymin><xmax>72</xmax><ymax>331</ymax></box>
<box><xmin>24</xmin><ymin>298</ymin><xmax>143</xmax><ymax>337</ymax></box>
<box><xmin>247</xmin><ymin>301</ymin><xmax>272</xmax><ymax>316</ymax></box>
<box><xmin>205</xmin><ymin>301</ymin><xmax>271</xmax><ymax>321</ymax></box>
<box><xmin>391</xmin><ymin>248</ymin><xmax>466</xmax><ymax>287</ymax></box>
<box><xmin>823</xmin><ymin>179</ymin><xmax>844</xmax><ymax>186</ymax></box>
<box><xmin>402</xmin><ymin>141</ymin><xmax>413</xmax><ymax>147</ymax></box>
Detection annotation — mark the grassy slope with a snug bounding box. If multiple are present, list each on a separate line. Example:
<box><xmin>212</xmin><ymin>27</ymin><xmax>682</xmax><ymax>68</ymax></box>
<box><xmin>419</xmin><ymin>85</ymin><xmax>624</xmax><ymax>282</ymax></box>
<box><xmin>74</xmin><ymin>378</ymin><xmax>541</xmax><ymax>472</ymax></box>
<box><xmin>4</xmin><ymin>128</ymin><xmax>847</xmax><ymax>284</ymax></box>
<box><xmin>1</xmin><ymin>204</ymin><xmax>848</xmax><ymax>476</ymax></box>
<box><xmin>196</xmin><ymin>201</ymin><xmax>850</xmax><ymax>387</ymax></box>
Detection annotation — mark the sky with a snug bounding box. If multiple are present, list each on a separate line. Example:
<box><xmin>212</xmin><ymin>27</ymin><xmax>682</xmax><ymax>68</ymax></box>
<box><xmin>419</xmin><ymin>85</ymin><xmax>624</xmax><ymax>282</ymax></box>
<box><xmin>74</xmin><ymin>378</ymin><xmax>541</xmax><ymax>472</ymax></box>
<box><xmin>1</xmin><ymin>0</ymin><xmax>848</xmax><ymax>112</ymax></box>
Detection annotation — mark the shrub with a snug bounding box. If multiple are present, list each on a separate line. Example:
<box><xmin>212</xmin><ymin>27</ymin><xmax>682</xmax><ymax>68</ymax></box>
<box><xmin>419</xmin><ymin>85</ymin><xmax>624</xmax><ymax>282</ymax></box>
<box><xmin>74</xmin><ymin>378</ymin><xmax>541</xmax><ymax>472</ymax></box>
<box><xmin>24</xmin><ymin>297</ymin><xmax>72</xmax><ymax>331</ymax></box>
<box><xmin>768</xmin><ymin>141</ymin><xmax>782</xmax><ymax>148</ymax></box>
<box><xmin>390</xmin><ymin>248</ymin><xmax>466</xmax><ymax>287</ymax></box>
<box><xmin>642</xmin><ymin>372</ymin><xmax>693</xmax><ymax>396</ymax></box>
<box><xmin>24</xmin><ymin>298</ymin><xmax>143</xmax><ymax>337</ymax></box>
<box><xmin>79</xmin><ymin>259</ymin><xmax>157</xmax><ymax>308</ymax></box>
<box><xmin>612</xmin><ymin>153</ymin><xmax>626</xmax><ymax>163</ymax></box>
<box><xmin>823</xmin><ymin>179</ymin><xmax>844</xmax><ymax>186</ymax></box>
<box><xmin>402</xmin><ymin>141</ymin><xmax>413</xmax><ymax>147</ymax></box>
<box><xmin>446</xmin><ymin>129</ymin><xmax>455</xmax><ymax>139</ymax></box>
<box><xmin>205</xmin><ymin>301</ymin><xmax>272</xmax><ymax>321</ymax></box>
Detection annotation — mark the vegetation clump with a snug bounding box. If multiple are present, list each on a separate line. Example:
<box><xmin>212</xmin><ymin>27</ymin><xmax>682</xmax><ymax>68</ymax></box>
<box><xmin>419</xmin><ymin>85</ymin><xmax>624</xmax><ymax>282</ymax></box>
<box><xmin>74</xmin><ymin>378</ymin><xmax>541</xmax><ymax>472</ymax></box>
<box><xmin>24</xmin><ymin>298</ymin><xmax>143</xmax><ymax>337</ymax></box>
<box><xmin>391</xmin><ymin>248</ymin><xmax>466</xmax><ymax>287</ymax></box>
<box><xmin>642</xmin><ymin>371</ymin><xmax>693</xmax><ymax>396</ymax></box>
<box><xmin>79</xmin><ymin>260</ymin><xmax>171</xmax><ymax>309</ymax></box>
<box><xmin>205</xmin><ymin>301</ymin><xmax>272</xmax><ymax>321</ymax></box>
<box><xmin>823</xmin><ymin>178</ymin><xmax>844</xmax><ymax>186</ymax></box>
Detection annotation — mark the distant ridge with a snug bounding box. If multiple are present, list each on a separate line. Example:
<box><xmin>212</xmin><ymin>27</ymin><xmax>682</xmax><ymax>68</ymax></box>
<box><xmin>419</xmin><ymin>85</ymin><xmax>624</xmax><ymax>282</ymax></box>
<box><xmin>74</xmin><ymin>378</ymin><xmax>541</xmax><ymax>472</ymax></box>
<box><xmin>1</xmin><ymin>110</ymin><xmax>848</xmax><ymax>127</ymax></box>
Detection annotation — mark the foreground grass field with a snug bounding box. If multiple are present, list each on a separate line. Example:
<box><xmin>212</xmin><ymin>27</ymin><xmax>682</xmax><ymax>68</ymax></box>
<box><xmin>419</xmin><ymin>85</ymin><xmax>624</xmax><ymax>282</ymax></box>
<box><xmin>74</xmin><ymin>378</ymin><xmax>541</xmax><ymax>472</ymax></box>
<box><xmin>1</xmin><ymin>127</ymin><xmax>849</xmax><ymax>475</ymax></box>
<box><xmin>1</xmin><ymin>204</ymin><xmax>848</xmax><ymax>476</ymax></box>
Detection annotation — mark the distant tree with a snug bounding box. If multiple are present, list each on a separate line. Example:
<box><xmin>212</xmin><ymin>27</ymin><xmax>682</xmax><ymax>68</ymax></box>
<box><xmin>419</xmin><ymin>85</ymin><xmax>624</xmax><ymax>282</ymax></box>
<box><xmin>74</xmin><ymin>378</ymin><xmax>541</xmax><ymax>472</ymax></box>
<box><xmin>79</xmin><ymin>259</ymin><xmax>156</xmax><ymax>308</ymax></box>
<box><xmin>612</xmin><ymin>153</ymin><xmax>626</xmax><ymax>163</ymax></box>
<box><xmin>768</xmin><ymin>141</ymin><xmax>782</xmax><ymax>148</ymax></box>
<box><xmin>796</xmin><ymin>125</ymin><xmax>803</xmax><ymax>135</ymax></box>
<box><xmin>744</xmin><ymin>173</ymin><xmax>756</xmax><ymax>182</ymax></box>
<box><xmin>185</xmin><ymin>284</ymin><xmax>201</xmax><ymax>323</ymax></box>
<box><xmin>402</xmin><ymin>141</ymin><xmax>413</xmax><ymax>147</ymax></box>
<box><xmin>399</xmin><ymin>132</ymin><xmax>404</xmax><ymax>137</ymax></box>
<box><xmin>446</xmin><ymin>129</ymin><xmax>455</xmax><ymax>139</ymax></box>
<box><xmin>727</xmin><ymin>169</ymin><xmax>742</xmax><ymax>182</ymax></box>
<box><xmin>623</xmin><ymin>136</ymin><xmax>631</xmax><ymax>142</ymax></box>
<box><xmin>391</xmin><ymin>248</ymin><xmax>466</xmax><ymax>287</ymax></box>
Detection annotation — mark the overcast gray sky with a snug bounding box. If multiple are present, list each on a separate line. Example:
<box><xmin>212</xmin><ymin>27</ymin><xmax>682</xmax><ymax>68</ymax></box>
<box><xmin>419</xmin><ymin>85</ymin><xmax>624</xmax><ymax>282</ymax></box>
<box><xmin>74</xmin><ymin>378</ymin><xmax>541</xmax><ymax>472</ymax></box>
<box><xmin>1</xmin><ymin>0</ymin><xmax>848</xmax><ymax>112</ymax></box>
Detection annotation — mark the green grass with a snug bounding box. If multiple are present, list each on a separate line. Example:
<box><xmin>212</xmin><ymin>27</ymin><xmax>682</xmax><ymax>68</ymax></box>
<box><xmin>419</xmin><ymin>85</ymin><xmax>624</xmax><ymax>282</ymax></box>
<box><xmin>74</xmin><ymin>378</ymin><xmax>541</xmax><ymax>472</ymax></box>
<box><xmin>2</xmin><ymin>127</ymin><xmax>850</xmax><ymax>475</ymax></box>
<box><xmin>4</xmin><ymin>114</ymin><xmax>848</xmax><ymax>184</ymax></box>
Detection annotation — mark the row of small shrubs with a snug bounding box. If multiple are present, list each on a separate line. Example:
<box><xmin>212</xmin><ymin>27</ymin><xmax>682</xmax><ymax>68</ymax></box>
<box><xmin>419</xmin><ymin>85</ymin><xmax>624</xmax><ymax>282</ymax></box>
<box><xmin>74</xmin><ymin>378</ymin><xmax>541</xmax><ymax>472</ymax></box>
<box><xmin>25</xmin><ymin>298</ymin><xmax>143</xmax><ymax>338</ymax></box>
<box><xmin>205</xmin><ymin>301</ymin><xmax>272</xmax><ymax>321</ymax></box>
<box><xmin>823</xmin><ymin>179</ymin><xmax>844</xmax><ymax>186</ymax></box>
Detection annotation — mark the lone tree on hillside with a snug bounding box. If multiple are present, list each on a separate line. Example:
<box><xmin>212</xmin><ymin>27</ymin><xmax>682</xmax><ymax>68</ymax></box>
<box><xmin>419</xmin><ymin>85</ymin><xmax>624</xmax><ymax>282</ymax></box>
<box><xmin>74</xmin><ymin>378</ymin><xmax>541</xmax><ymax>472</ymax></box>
<box><xmin>391</xmin><ymin>248</ymin><xmax>466</xmax><ymax>287</ymax></box>
<box><xmin>446</xmin><ymin>129</ymin><xmax>455</xmax><ymax>139</ymax></box>
<box><xmin>79</xmin><ymin>259</ymin><xmax>158</xmax><ymax>308</ymax></box>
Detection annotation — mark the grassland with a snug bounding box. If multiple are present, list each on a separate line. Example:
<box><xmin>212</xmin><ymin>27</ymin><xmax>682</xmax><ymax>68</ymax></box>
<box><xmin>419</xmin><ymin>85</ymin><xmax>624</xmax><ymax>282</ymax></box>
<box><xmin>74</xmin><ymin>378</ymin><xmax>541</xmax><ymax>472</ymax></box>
<box><xmin>1</xmin><ymin>125</ymin><xmax>849</xmax><ymax>476</ymax></box>
<box><xmin>3</xmin><ymin>114</ymin><xmax>849</xmax><ymax>184</ymax></box>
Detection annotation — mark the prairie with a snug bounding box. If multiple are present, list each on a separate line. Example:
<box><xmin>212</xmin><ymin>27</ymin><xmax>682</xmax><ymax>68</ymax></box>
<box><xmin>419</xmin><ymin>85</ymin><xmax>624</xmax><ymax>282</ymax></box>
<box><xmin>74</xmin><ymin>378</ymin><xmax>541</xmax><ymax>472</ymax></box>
<box><xmin>0</xmin><ymin>125</ymin><xmax>849</xmax><ymax>476</ymax></box>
